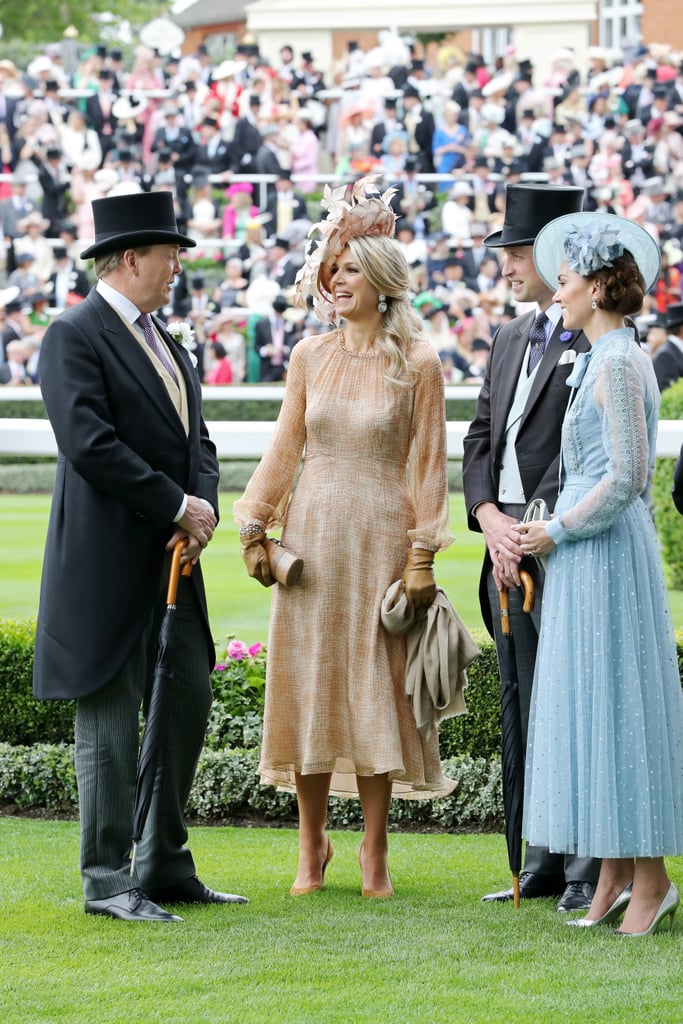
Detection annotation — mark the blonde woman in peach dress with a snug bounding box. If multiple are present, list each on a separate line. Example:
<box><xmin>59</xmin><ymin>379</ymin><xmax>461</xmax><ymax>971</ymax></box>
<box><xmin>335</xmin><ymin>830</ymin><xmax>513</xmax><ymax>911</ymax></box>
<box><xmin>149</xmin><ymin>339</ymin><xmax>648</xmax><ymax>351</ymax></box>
<box><xmin>235</xmin><ymin>178</ymin><xmax>455</xmax><ymax>899</ymax></box>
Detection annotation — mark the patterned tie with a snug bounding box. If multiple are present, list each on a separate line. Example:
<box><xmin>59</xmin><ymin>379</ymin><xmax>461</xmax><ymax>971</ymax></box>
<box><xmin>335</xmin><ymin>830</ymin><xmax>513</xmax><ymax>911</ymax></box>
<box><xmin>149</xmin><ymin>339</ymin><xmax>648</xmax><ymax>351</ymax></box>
<box><xmin>527</xmin><ymin>311</ymin><xmax>549</xmax><ymax>375</ymax></box>
<box><xmin>137</xmin><ymin>313</ymin><xmax>178</xmax><ymax>384</ymax></box>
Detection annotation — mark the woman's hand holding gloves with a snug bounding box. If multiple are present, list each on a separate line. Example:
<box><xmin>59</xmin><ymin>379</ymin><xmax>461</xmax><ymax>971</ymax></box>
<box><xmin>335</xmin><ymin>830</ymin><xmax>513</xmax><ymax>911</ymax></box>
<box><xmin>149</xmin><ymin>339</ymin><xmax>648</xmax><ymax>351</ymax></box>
<box><xmin>401</xmin><ymin>548</ymin><xmax>436</xmax><ymax>608</ymax></box>
<box><xmin>239</xmin><ymin>524</ymin><xmax>273</xmax><ymax>587</ymax></box>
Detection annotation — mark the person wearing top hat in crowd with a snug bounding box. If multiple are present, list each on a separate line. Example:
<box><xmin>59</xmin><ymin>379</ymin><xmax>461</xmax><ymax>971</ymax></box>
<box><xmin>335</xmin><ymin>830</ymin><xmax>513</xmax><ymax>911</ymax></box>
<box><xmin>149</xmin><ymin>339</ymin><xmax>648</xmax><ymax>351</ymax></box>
<box><xmin>266</xmin><ymin>234</ymin><xmax>299</xmax><ymax>290</ymax></box>
<box><xmin>401</xmin><ymin>84</ymin><xmax>435</xmax><ymax>174</ymax></box>
<box><xmin>0</xmin><ymin>291</ymin><xmax>28</xmax><ymax>361</ymax></box>
<box><xmin>33</xmin><ymin>189</ymin><xmax>248</xmax><ymax>922</ymax></box>
<box><xmin>462</xmin><ymin>183</ymin><xmax>600</xmax><ymax>912</ymax></box>
<box><xmin>85</xmin><ymin>68</ymin><xmax>119</xmax><ymax>162</ymax></box>
<box><xmin>265</xmin><ymin>169</ymin><xmax>308</xmax><ymax>237</ymax></box>
<box><xmin>231</xmin><ymin>94</ymin><xmax>264</xmax><ymax>171</ymax></box>
<box><xmin>370</xmin><ymin>96</ymin><xmax>406</xmax><ymax>158</ymax></box>
<box><xmin>192</xmin><ymin>117</ymin><xmax>232</xmax><ymax>179</ymax></box>
<box><xmin>151</xmin><ymin>104</ymin><xmax>197</xmax><ymax>183</ymax></box>
<box><xmin>652</xmin><ymin>302</ymin><xmax>683</xmax><ymax>392</ymax></box>
<box><xmin>48</xmin><ymin>244</ymin><xmax>90</xmax><ymax>310</ymax></box>
<box><xmin>252</xmin><ymin>125</ymin><xmax>285</xmax><ymax>198</ymax></box>
<box><xmin>187</xmin><ymin>273</ymin><xmax>219</xmax><ymax>378</ymax></box>
<box><xmin>254</xmin><ymin>292</ymin><xmax>297</xmax><ymax>382</ymax></box>
<box><xmin>291</xmin><ymin>52</ymin><xmax>325</xmax><ymax>98</ymax></box>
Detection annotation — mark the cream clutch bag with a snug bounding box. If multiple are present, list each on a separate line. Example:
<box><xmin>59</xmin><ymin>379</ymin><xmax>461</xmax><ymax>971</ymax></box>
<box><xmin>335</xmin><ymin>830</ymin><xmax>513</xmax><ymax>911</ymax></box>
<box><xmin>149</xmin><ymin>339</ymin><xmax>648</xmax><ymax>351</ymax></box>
<box><xmin>522</xmin><ymin>498</ymin><xmax>549</xmax><ymax>571</ymax></box>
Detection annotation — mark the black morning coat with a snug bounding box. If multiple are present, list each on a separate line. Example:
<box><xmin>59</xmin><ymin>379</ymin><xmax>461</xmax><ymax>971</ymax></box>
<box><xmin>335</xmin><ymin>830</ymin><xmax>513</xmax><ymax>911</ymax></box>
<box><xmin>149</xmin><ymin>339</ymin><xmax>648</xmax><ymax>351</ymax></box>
<box><xmin>33</xmin><ymin>288</ymin><xmax>219</xmax><ymax>700</ymax></box>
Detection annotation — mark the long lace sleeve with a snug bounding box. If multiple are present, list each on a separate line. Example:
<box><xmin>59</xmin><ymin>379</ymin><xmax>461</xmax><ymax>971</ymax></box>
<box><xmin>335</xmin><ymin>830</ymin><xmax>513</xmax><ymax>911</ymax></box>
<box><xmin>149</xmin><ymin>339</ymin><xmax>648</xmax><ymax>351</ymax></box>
<box><xmin>547</xmin><ymin>350</ymin><xmax>651</xmax><ymax>544</ymax></box>
<box><xmin>407</xmin><ymin>345</ymin><xmax>454</xmax><ymax>552</ymax></box>
<box><xmin>233</xmin><ymin>342</ymin><xmax>307</xmax><ymax>530</ymax></box>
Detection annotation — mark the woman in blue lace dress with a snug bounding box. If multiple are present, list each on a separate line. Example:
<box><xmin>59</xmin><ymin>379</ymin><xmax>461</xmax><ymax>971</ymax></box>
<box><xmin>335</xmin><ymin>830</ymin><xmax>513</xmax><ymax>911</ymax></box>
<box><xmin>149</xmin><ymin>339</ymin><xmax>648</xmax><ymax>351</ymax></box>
<box><xmin>517</xmin><ymin>212</ymin><xmax>683</xmax><ymax>936</ymax></box>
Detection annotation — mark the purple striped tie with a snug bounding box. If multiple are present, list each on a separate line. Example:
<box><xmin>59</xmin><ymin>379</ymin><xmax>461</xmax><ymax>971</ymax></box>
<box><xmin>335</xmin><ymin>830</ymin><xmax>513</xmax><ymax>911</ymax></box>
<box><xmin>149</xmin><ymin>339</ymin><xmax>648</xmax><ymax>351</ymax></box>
<box><xmin>137</xmin><ymin>313</ymin><xmax>178</xmax><ymax>384</ymax></box>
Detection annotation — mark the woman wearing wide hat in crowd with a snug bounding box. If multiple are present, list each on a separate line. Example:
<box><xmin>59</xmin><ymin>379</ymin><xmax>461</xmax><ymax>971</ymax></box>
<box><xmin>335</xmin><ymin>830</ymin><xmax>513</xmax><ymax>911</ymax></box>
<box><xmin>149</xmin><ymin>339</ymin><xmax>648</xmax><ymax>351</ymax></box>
<box><xmin>234</xmin><ymin>177</ymin><xmax>456</xmax><ymax>898</ymax></box>
<box><xmin>518</xmin><ymin>212</ymin><xmax>683</xmax><ymax>936</ymax></box>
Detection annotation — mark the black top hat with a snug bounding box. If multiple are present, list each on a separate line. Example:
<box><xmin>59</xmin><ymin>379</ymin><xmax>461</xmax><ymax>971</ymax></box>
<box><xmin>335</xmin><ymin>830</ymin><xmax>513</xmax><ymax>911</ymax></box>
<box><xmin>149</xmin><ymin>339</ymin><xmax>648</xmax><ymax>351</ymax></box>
<box><xmin>666</xmin><ymin>303</ymin><xmax>683</xmax><ymax>329</ymax></box>
<box><xmin>271</xmin><ymin>236</ymin><xmax>290</xmax><ymax>251</ymax></box>
<box><xmin>98</xmin><ymin>68</ymin><xmax>114</xmax><ymax>81</ymax></box>
<box><xmin>403</xmin><ymin>84</ymin><xmax>420</xmax><ymax>99</ymax></box>
<box><xmin>301</xmin><ymin>52</ymin><xmax>314</xmax><ymax>64</ymax></box>
<box><xmin>484</xmin><ymin>183</ymin><xmax>584</xmax><ymax>248</ymax></box>
<box><xmin>191</xmin><ymin>274</ymin><xmax>205</xmax><ymax>289</ymax></box>
<box><xmin>80</xmin><ymin>191</ymin><xmax>196</xmax><ymax>259</ymax></box>
<box><xmin>404</xmin><ymin>155</ymin><xmax>419</xmax><ymax>171</ymax></box>
<box><xmin>272</xmin><ymin>294</ymin><xmax>289</xmax><ymax>312</ymax></box>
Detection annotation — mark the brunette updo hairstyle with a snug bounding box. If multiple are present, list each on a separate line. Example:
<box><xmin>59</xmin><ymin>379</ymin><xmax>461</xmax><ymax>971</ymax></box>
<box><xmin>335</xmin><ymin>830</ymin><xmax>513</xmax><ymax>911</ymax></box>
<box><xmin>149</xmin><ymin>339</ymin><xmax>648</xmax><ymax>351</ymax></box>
<box><xmin>592</xmin><ymin>249</ymin><xmax>646</xmax><ymax>316</ymax></box>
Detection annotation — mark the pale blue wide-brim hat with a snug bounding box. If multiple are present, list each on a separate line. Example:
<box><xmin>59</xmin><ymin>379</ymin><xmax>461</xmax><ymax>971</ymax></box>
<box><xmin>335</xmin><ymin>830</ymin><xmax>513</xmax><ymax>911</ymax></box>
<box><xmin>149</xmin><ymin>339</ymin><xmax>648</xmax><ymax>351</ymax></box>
<box><xmin>533</xmin><ymin>212</ymin><xmax>662</xmax><ymax>294</ymax></box>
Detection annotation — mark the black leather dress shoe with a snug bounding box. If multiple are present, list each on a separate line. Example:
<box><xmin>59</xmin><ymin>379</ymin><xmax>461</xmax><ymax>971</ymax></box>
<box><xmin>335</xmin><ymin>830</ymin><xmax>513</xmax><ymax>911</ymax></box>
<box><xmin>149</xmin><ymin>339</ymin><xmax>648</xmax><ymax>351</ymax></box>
<box><xmin>85</xmin><ymin>888</ymin><xmax>182</xmax><ymax>922</ymax></box>
<box><xmin>557</xmin><ymin>881</ymin><xmax>596</xmax><ymax>913</ymax></box>
<box><xmin>149</xmin><ymin>874</ymin><xmax>249</xmax><ymax>905</ymax></box>
<box><xmin>481</xmin><ymin>871</ymin><xmax>565</xmax><ymax>902</ymax></box>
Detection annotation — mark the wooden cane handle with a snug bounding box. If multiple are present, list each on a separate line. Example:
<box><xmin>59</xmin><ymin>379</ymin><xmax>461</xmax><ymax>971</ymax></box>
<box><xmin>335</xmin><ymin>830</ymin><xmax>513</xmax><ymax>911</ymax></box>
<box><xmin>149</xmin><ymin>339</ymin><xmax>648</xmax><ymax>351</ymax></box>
<box><xmin>520</xmin><ymin>570</ymin><xmax>535</xmax><ymax>613</ymax></box>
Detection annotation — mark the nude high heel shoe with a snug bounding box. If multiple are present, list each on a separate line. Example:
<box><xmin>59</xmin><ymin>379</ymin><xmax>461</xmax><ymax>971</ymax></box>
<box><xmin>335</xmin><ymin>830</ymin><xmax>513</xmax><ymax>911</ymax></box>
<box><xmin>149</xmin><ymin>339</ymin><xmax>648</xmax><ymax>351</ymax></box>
<box><xmin>566</xmin><ymin>883</ymin><xmax>632</xmax><ymax>928</ymax></box>
<box><xmin>616</xmin><ymin>883</ymin><xmax>679</xmax><ymax>937</ymax></box>
<box><xmin>289</xmin><ymin>837</ymin><xmax>334</xmax><ymax>896</ymax></box>
<box><xmin>358</xmin><ymin>842</ymin><xmax>395</xmax><ymax>899</ymax></box>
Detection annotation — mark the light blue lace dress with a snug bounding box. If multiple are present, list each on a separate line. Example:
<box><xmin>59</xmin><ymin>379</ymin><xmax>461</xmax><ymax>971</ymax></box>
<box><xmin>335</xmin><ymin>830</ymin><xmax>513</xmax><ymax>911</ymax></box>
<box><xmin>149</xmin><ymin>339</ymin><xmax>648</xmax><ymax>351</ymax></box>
<box><xmin>523</xmin><ymin>328</ymin><xmax>683</xmax><ymax>858</ymax></box>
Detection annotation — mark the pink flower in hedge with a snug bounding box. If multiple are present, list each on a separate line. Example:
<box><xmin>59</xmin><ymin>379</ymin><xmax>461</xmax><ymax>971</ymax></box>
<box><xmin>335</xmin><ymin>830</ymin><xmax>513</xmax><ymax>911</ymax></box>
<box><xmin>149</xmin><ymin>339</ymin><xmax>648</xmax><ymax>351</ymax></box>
<box><xmin>248</xmin><ymin>642</ymin><xmax>263</xmax><ymax>657</ymax></box>
<box><xmin>227</xmin><ymin>639</ymin><xmax>250</xmax><ymax>661</ymax></box>
<box><xmin>214</xmin><ymin>663</ymin><xmax>226</xmax><ymax>672</ymax></box>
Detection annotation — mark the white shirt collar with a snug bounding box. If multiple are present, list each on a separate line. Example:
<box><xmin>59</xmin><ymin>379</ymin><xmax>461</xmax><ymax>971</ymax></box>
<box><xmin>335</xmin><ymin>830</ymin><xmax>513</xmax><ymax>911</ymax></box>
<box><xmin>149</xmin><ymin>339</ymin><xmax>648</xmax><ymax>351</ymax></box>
<box><xmin>97</xmin><ymin>277</ymin><xmax>143</xmax><ymax>328</ymax></box>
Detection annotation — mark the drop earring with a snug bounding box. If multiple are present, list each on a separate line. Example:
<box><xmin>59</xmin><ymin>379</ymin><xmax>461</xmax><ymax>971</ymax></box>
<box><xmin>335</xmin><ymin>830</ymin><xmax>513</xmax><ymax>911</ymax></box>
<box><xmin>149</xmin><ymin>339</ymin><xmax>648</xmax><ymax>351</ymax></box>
<box><xmin>591</xmin><ymin>300</ymin><xmax>597</xmax><ymax>310</ymax></box>
<box><xmin>377</xmin><ymin>294</ymin><xmax>388</xmax><ymax>314</ymax></box>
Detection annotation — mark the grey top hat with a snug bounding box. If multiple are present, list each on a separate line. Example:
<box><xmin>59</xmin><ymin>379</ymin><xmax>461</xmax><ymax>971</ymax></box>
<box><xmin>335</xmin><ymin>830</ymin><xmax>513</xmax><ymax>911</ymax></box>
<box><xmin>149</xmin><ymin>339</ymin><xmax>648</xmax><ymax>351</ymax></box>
<box><xmin>484</xmin><ymin>183</ymin><xmax>584</xmax><ymax>248</ymax></box>
<box><xmin>80</xmin><ymin>191</ymin><xmax>196</xmax><ymax>260</ymax></box>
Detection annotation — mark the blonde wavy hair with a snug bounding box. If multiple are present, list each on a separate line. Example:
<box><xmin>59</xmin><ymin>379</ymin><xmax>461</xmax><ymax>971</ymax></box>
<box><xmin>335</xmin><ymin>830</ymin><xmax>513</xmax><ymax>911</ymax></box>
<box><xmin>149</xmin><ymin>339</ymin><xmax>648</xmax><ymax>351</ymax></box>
<box><xmin>343</xmin><ymin>234</ymin><xmax>424</xmax><ymax>385</ymax></box>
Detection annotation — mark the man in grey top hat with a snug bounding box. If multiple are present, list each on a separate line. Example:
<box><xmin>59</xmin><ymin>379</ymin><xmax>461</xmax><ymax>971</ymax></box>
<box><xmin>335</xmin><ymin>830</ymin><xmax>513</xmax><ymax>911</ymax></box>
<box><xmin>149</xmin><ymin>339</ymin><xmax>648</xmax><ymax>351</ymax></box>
<box><xmin>463</xmin><ymin>183</ymin><xmax>600</xmax><ymax>911</ymax></box>
<box><xmin>33</xmin><ymin>190</ymin><xmax>248</xmax><ymax>921</ymax></box>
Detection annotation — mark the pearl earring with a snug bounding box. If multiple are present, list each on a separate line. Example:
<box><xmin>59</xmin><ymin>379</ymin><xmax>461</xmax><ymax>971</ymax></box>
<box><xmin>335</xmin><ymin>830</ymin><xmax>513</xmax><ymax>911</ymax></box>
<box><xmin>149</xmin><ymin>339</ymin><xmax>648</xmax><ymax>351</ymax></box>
<box><xmin>377</xmin><ymin>294</ymin><xmax>388</xmax><ymax>314</ymax></box>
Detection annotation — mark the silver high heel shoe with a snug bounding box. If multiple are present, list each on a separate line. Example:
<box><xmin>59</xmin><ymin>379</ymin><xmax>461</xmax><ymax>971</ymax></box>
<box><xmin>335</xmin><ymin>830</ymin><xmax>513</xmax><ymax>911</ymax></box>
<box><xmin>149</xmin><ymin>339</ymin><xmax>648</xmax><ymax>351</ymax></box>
<box><xmin>616</xmin><ymin>883</ymin><xmax>680</xmax><ymax>937</ymax></box>
<box><xmin>566</xmin><ymin>883</ymin><xmax>633</xmax><ymax>928</ymax></box>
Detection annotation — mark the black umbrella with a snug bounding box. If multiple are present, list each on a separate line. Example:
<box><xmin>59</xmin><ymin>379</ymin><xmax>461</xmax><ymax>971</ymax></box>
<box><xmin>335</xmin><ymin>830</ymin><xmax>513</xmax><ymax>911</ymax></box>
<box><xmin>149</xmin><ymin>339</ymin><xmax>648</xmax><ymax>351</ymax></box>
<box><xmin>130</xmin><ymin>539</ymin><xmax>191</xmax><ymax>877</ymax></box>
<box><xmin>498</xmin><ymin>570</ymin><xmax>535</xmax><ymax>908</ymax></box>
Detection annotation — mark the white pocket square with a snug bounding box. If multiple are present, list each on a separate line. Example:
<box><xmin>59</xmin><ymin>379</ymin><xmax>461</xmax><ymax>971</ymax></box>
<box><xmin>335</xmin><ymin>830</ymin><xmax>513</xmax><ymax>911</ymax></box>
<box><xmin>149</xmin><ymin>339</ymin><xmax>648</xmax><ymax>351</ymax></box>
<box><xmin>558</xmin><ymin>349</ymin><xmax>577</xmax><ymax>365</ymax></box>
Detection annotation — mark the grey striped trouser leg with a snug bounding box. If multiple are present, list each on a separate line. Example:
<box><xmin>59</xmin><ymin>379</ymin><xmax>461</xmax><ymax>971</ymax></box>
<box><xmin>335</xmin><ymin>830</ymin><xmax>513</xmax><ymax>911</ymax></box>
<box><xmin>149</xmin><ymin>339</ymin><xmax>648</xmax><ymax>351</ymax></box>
<box><xmin>75</xmin><ymin>570</ymin><xmax>213</xmax><ymax>900</ymax></box>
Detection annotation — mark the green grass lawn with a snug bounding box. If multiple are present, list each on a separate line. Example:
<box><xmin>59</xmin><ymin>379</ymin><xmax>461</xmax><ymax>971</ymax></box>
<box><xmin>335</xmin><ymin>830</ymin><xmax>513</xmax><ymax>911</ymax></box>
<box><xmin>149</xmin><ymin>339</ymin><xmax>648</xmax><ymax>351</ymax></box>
<box><xmin>4</xmin><ymin>492</ymin><xmax>683</xmax><ymax>644</ymax></box>
<box><xmin>1</xmin><ymin>820</ymin><xmax>682</xmax><ymax>1024</ymax></box>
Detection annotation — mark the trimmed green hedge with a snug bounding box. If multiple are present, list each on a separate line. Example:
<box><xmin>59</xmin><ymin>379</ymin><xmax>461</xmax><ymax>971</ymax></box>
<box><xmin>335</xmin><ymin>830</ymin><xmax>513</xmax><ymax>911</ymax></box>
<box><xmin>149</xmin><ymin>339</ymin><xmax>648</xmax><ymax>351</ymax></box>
<box><xmin>0</xmin><ymin>742</ymin><xmax>503</xmax><ymax>829</ymax></box>
<box><xmin>0</xmin><ymin>617</ymin><xmax>500</xmax><ymax>759</ymax></box>
<box><xmin>653</xmin><ymin>380</ymin><xmax>683</xmax><ymax>589</ymax></box>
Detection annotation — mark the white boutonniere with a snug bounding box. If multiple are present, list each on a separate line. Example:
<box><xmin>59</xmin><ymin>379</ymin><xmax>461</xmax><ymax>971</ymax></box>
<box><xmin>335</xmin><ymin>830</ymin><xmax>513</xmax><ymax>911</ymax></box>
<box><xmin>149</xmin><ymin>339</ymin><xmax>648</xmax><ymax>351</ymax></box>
<box><xmin>167</xmin><ymin>321</ymin><xmax>198</xmax><ymax>367</ymax></box>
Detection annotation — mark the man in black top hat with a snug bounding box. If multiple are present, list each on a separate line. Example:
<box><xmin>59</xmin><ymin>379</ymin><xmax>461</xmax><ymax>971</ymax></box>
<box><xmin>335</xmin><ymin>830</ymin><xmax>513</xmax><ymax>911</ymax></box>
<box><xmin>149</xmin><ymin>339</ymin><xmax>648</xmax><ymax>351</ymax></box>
<box><xmin>193</xmin><ymin>117</ymin><xmax>232</xmax><ymax>178</ymax></box>
<box><xmin>462</xmin><ymin>183</ymin><xmax>600</xmax><ymax>912</ymax></box>
<box><xmin>231</xmin><ymin>94</ymin><xmax>264</xmax><ymax>170</ymax></box>
<box><xmin>370</xmin><ymin>96</ymin><xmax>405</xmax><ymax>157</ymax></box>
<box><xmin>34</xmin><ymin>190</ymin><xmax>248</xmax><ymax>922</ymax></box>
<box><xmin>265</xmin><ymin>169</ymin><xmax>308</xmax><ymax>235</ymax></box>
<box><xmin>85</xmin><ymin>68</ymin><xmax>118</xmax><ymax>161</ymax></box>
<box><xmin>653</xmin><ymin>303</ymin><xmax>683</xmax><ymax>392</ymax></box>
<box><xmin>401</xmin><ymin>84</ymin><xmax>435</xmax><ymax>173</ymax></box>
<box><xmin>266</xmin><ymin>234</ymin><xmax>299</xmax><ymax>289</ymax></box>
<box><xmin>255</xmin><ymin>293</ymin><xmax>297</xmax><ymax>381</ymax></box>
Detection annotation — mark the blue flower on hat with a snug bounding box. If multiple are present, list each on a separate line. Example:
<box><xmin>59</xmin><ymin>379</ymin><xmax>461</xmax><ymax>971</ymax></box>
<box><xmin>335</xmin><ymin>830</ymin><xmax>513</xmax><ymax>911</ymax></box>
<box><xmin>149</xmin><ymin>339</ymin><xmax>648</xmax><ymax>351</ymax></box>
<box><xmin>560</xmin><ymin>330</ymin><xmax>573</xmax><ymax>342</ymax></box>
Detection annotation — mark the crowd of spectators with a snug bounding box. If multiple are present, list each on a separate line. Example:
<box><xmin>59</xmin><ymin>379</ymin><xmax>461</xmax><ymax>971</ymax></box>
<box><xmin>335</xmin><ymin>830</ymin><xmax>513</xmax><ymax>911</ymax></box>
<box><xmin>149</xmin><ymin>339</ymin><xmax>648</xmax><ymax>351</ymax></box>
<box><xmin>1</xmin><ymin>31</ymin><xmax>683</xmax><ymax>387</ymax></box>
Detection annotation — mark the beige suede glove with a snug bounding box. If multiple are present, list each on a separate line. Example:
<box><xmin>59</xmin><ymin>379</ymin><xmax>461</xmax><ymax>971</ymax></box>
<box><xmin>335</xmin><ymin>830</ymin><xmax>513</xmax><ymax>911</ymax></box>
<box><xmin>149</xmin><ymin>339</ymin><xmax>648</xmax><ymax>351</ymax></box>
<box><xmin>240</xmin><ymin>529</ymin><xmax>274</xmax><ymax>587</ymax></box>
<box><xmin>401</xmin><ymin>547</ymin><xmax>436</xmax><ymax>608</ymax></box>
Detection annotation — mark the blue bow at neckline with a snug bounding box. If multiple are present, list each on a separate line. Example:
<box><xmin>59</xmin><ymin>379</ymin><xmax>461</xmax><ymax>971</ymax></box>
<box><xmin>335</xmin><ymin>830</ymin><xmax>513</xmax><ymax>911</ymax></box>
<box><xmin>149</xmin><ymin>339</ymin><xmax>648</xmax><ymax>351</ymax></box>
<box><xmin>566</xmin><ymin>350</ymin><xmax>591</xmax><ymax>389</ymax></box>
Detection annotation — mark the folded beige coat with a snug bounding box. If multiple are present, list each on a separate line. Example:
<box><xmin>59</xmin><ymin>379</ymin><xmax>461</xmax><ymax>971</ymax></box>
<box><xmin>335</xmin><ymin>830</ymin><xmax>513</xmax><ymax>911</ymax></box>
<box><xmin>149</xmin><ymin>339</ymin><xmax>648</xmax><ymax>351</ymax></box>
<box><xmin>381</xmin><ymin>581</ymin><xmax>481</xmax><ymax>738</ymax></box>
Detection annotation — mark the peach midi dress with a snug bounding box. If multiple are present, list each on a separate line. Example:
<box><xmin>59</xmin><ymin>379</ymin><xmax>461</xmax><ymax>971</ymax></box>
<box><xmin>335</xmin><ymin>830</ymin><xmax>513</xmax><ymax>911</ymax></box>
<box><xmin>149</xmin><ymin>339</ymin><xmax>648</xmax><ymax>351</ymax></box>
<box><xmin>234</xmin><ymin>329</ymin><xmax>456</xmax><ymax>799</ymax></box>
